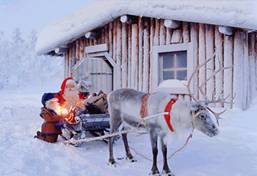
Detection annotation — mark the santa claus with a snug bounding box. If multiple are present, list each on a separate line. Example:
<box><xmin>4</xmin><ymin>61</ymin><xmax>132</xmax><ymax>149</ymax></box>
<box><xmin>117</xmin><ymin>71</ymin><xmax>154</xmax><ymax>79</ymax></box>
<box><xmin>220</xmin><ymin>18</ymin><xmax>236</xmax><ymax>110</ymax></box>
<box><xmin>55</xmin><ymin>77</ymin><xmax>86</xmax><ymax>123</ymax></box>
<box><xmin>55</xmin><ymin>77</ymin><xmax>85</xmax><ymax>107</ymax></box>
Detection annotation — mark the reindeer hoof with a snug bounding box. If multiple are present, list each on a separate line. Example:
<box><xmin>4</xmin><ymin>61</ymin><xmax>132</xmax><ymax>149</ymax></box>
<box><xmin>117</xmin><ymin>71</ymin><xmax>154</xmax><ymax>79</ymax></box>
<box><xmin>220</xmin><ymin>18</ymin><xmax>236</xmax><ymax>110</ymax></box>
<box><xmin>149</xmin><ymin>169</ymin><xmax>160</xmax><ymax>176</ymax></box>
<box><xmin>108</xmin><ymin>159</ymin><xmax>117</xmax><ymax>166</ymax></box>
<box><xmin>126</xmin><ymin>156</ymin><xmax>137</xmax><ymax>162</ymax></box>
<box><xmin>162</xmin><ymin>170</ymin><xmax>175</xmax><ymax>176</ymax></box>
<box><xmin>148</xmin><ymin>173</ymin><xmax>161</xmax><ymax>176</ymax></box>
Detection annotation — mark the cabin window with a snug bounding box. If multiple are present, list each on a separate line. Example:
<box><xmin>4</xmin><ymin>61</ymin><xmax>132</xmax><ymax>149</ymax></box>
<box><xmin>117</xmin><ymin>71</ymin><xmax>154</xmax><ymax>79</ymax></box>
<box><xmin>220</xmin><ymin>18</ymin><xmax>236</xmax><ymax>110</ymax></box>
<box><xmin>158</xmin><ymin>51</ymin><xmax>187</xmax><ymax>83</ymax></box>
<box><xmin>152</xmin><ymin>43</ymin><xmax>193</xmax><ymax>93</ymax></box>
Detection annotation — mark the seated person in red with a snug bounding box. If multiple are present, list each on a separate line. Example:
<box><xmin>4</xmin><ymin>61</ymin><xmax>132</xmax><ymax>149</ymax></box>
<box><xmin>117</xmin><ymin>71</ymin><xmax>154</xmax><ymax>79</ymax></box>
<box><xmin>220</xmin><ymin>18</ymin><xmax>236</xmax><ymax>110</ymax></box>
<box><xmin>35</xmin><ymin>77</ymin><xmax>87</xmax><ymax>142</ymax></box>
<box><xmin>35</xmin><ymin>94</ymin><xmax>64</xmax><ymax>143</ymax></box>
<box><xmin>55</xmin><ymin>77</ymin><xmax>86</xmax><ymax>119</ymax></box>
<box><xmin>54</xmin><ymin>77</ymin><xmax>87</xmax><ymax>140</ymax></box>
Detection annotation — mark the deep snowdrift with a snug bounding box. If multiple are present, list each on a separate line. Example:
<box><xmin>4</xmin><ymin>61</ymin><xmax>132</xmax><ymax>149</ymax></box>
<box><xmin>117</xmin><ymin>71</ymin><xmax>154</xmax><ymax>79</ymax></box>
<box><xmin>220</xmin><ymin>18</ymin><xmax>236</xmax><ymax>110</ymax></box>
<box><xmin>0</xmin><ymin>90</ymin><xmax>257</xmax><ymax>176</ymax></box>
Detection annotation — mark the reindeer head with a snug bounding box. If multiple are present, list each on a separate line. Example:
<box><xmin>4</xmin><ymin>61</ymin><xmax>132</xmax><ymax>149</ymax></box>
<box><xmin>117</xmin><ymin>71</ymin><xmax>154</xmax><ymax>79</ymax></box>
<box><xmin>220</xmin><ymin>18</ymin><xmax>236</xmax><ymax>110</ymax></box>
<box><xmin>186</xmin><ymin>53</ymin><xmax>233</xmax><ymax>137</ymax></box>
<box><xmin>190</xmin><ymin>102</ymin><xmax>218</xmax><ymax>137</ymax></box>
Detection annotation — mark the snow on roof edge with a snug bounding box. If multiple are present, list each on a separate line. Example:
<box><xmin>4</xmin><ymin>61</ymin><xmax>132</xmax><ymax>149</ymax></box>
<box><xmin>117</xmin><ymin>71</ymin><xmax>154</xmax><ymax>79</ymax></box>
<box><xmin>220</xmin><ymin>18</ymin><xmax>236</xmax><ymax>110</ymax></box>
<box><xmin>36</xmin><ymin>0</ymin><xmax>257</xmax><ymax>55</ymax></box>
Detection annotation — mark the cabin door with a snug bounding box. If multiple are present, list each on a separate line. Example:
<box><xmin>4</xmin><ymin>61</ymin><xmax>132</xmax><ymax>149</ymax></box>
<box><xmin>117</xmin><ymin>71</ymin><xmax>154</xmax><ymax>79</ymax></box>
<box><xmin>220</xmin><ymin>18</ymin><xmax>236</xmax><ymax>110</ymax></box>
<box><xmin>85</xmin><ymin>57</ymin><xmax>113</xmax><ymax>93</ymax></box>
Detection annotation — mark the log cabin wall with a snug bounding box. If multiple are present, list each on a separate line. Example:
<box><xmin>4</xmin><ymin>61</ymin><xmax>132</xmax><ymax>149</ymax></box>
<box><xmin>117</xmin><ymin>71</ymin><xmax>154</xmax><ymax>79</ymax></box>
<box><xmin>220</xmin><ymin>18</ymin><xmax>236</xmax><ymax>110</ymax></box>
<box><xmin>64</xmin><ymin>16</ymin><xmax>257</xmax><ymax>109</ymax></box>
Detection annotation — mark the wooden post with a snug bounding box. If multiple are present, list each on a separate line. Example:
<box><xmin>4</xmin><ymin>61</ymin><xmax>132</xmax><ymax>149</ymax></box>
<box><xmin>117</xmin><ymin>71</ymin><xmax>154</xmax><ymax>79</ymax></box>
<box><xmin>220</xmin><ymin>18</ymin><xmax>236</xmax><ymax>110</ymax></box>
<box><xmin>223</xmin><ymin>35</ymin><xmax>233</xmax><ymax>108</ymax></box>
<box><xmin>109</xmin><ymin>23</ymin><xmax>113</xmax><ymax>57</ymax></box>
<box><xmin>150</xmin><ymin>19</ymin><xmax>159</xmax><ymax>91</ymax></box>
<box><xmin>249</xmin><ymin>33</ymin><xmax>256</xmax><ymax>99</ymax></box>
<box><xmin>205</xmin><ymin>25</ymin><xmax>214</xmax><ymax>102</ymax></box>
<box><xmin>214</xmin><ymin>26</ymin><xmax>223</xmax><ymax>107</ymax></box>
<box><xmin>116</xmin><ymin>20</ymin><xmax>122</xmax><ymax>89</ymax></box>
<box><xmin>121</xmin><ymin>23</ymin><xmax>128</xmax><ymax>88</ymax></box>
<box><xmin>243</xmin><ymin>32</ymin><xmax>249</xmax><ymax>110</ymax></box>
<box><xmin>143</xmin><ymin>20</ymin><xmax>150</xmax><ymax>92</ymax></box>
<box><xmin>149</xmin><ymin>19</ymin><xmax>154</xmax><ymax>92</ymax></box>
<box><xmin>233</xmin><ymin>31</ymin><xmax>244</xmax><ymax>109</ymax></box>
<box><xmin>138</xmin><ymin>17</ymin><xmax>143</xmax><ymax>91</ymax></box>
<box><xmin>166</xmin><ymin>28</ymin><xmax>172</xmax><ymax>45</ymax></box>
<box><xmin>171</xmin><ymin>28</ymin><xmax>182</xmax><ymax>43</ymax></box>
<box><xmin>131</xmin><ymin>23</ymin><xmax>138</xmax><ymax>90</ymax></box>
<box><xmin>190</xmin><ymin>23</ymin><xmax>199</xmax><ymax>98</ymax></box>
<box><xmin>154</xmin><ymin>19</ymin><xmax>160</xmax><ymax>46</ymax></box>
<box><xmin>182</xmin><ymin>22</ymin><xmax>190</xmax><ymax>43</ymax></box>
<box><xmin>64</xmin><ymin>52</ymin><xmax>68</xmax><ymax>77</ymax></box>
<box><xmin>199</xmin><ymin>24</ymin><xmax>206</xmax><ymax>100</ymax></box>
<box><xmin>159</xmin><ymin>20</ymin><xmax>166</xmax><ymax>45</ymax></box>
<box><xmin>128</xmin><ymin>24</ymin><xmax>132</xmax><ymax>88</ymax></box>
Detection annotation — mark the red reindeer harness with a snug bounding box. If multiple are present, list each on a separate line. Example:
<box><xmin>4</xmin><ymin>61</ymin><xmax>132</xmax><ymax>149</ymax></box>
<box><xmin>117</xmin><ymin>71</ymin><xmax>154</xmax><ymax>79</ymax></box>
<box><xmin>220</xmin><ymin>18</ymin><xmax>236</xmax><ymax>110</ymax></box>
<box><xmin>140</xmin><ymin>94</ymin><xmax>176</xmax><ymax>132</ymax></box>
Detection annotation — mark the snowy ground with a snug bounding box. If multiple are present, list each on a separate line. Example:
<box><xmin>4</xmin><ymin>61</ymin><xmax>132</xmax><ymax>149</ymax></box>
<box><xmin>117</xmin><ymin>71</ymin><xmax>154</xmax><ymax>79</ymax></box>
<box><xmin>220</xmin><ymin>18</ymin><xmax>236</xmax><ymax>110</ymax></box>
<box><xmin>1</xmin><ymin>90</ymin><xmax>257</xmax><ymax>176</ymax></box>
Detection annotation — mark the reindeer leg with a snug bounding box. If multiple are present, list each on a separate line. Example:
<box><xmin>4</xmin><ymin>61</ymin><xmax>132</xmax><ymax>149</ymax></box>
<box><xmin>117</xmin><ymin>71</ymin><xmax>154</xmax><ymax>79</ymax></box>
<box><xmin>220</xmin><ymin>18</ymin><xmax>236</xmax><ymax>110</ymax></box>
<box><xmin>108</xmin><ymin>110</ymin><xmax>121</xmax><ymax>165</ymax></box>
<box><xmin>108</xmin><ymin>136</ymin><xmax>115</xmax><ymax>165</ymax></box>
<box><xmin>161</xmin><ymin>137</ymin><xmax>174</xmax><ymax>176</ymax></box>
<box><xmin>150</xmin><ymin>129</ymin><xmax>160</xmax><ymax>175</ymax></box>
<box><xmin>121</xmin><ymin>130</ymin><xmax>136</xmax><ymax>162</ymax></box>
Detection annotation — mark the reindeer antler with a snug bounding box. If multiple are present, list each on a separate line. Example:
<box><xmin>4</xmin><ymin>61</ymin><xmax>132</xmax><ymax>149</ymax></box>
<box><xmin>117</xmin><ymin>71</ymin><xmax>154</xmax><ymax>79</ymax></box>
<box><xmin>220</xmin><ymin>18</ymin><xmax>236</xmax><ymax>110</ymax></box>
<box><xmin>206</xmin><ymin>107</ymin><xmax>226</xmax><ymax>126</ymax></box>
<box><xmin>186</xmin><ymin>52</ymin><xmax>234</xmax><ymax>125</ymax></box>
<box><xmin>186</xmin><ymin>53</ymin><xmax>216</xmax><ymax>101</ymax></box>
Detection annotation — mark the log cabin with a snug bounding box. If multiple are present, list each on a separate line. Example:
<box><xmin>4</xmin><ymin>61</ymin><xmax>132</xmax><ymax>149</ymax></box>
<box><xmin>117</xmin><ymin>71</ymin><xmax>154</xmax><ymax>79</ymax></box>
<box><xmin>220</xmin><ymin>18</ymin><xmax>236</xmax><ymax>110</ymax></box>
<box><xmin>36</xmin><ymin>0</ymin><xmax>257</xmax><ymax>110</ymax></box>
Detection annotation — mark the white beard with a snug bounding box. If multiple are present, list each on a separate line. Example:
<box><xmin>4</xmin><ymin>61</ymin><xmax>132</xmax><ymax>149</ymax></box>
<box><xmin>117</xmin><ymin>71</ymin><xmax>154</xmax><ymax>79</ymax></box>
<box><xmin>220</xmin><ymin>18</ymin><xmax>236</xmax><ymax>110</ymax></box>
<box><xmin>63</xmin><ymin>89</ymin><xmax>80</xmax><ymax>110</ymax></box>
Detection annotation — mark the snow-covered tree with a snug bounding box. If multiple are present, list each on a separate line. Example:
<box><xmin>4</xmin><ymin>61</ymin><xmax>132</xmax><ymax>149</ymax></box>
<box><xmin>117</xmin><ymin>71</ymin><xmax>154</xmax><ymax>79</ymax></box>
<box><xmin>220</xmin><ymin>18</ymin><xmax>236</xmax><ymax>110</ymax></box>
<box><xmin>0</xmin><ymin>29</ymin><xmax>64</xmax><ymax>90</ymax></box>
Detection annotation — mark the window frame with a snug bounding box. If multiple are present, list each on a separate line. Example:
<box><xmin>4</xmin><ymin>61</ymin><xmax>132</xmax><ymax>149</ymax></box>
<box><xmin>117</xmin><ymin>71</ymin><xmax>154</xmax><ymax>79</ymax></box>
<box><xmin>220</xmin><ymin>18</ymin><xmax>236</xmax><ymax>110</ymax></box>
<box><xmin>152</xmin><ymin>43</ymin><xmax>193</xmax><ymax>94</ymax></box>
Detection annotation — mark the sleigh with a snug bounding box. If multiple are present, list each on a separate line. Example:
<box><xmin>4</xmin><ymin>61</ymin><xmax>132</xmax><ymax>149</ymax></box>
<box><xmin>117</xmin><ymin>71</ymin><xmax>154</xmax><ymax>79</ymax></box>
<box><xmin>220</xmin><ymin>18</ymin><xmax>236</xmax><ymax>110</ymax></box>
<box><xmin>78</xmin><ymin>113</ymin><xmax>112</xmax><ymax>144</ymax></box>
<box><xmin>63</xmin><ymin>93</ymin><xmax>121</xmax><ymax>145</ymax></box>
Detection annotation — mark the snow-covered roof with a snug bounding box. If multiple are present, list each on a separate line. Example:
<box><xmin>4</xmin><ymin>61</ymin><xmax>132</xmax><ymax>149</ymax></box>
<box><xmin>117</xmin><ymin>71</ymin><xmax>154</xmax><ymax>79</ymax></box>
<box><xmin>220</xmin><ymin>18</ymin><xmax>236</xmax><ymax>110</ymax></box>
<box><xmin>36</xmin><ymin>0</ymin><xmax>256</xmax><ymax>55</ymax></box>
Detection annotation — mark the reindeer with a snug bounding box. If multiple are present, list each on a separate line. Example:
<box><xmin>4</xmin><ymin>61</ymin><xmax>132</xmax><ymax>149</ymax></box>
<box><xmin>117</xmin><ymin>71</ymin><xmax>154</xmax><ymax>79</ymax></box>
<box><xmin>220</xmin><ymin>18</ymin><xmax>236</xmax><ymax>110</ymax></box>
<box><xmin>107</xmin><ymin>56</ymin><xmax>231</xmax><ymax>176</ymax></box>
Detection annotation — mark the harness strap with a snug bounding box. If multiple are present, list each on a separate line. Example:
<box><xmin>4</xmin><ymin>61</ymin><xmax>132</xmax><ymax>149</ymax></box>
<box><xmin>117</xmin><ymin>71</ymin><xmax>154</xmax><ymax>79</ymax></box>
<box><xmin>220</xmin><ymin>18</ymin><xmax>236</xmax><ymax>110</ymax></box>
<box><xmin>164</xmin><ymin>99</ymin><xmax>177</xmax><ymax>132</ymax></box>
<box><xmin>140</xmin><ymin>95</ymin><xmax>177</xmax><ymax>132</ymax></box>
<box><xmin>140</xmin><ymin>94</ymin><xmax>150</xmax><ymax>118</ymax></box>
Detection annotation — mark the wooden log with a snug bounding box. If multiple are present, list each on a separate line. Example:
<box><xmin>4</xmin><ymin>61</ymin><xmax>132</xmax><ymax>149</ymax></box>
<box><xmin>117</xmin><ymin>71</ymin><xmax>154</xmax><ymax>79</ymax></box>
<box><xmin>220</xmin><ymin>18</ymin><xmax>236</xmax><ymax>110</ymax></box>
<box><xmin>113</xmin><ymin>21</ymin><xmax>117</xmax><ymax>62</ymax></box>
<box><xmin>138</xmin><ymin>17</ymin><xmax>144</xmax><ymax>91</ymax></box>
<box><xmin>128</xmin><ymin>24</ymin><xmax>132</xmax><ymax>88</ymax></box>
<box><xmin>112</xmin><ymin>21</ymin><xmax>117</xmax><ymax>89</ymax></box>
<box><xmin>159</xmin><ymin>20</ymin><xmax>166</xmax><ymax>45</ymax></box>
<box><xmin>116</xmin><ymin>20</ymin><xmax>122</xmax><ymax>89</ymax></box>
<box><xmin>68</xmin><ymin>48</ymin><xmax>72</xmax><ymax>76</ymax></box>
<box><xmin>150</xmin><ymin>19</ymin><xmax>159</xmax><ymax>91</ymax></box>
<box><xmin>80</xmin><ymin>39</ymin><xmax>85</xmax><ymax>58</ymax></box>
<box><xmin>182</xmin><ymin>22</ymin><xmax>190</xmax><ymax>43</ymax></box>
<box><xmin>233</xmin><ymin>31</ymin><xmax>244</xmax><ymax>109</ymax></box>
<box><xmin>205</xmin><ymin>25</ymin><xmax>215</xmax><ymax>102</ymax></box>
<box><xmin>223</xmin><ymin>35</ymin><xmax>233</xmax><ymax>108</ymax></box>
<box><xmin>171</xmin><ymin>28</ymin><xmax>182</xmax><ymax>43</ymax></box>
<box><xmin>254</xmin><ymin>33</ymin><xmax>257</xmax><ymax>94</ymax></box>
<box><xmin>243</xmin><ymin>32</ymin><xmax>249</xmax><ymax>110</ymax></box>
<box><xmin>109</xmin><ymin>23</ymin><xmax>113</xmax><ymax>57</ymax></box>
<box><xmin>105</xmin><ymin>25</ymin><xmax>109</xmax><ymax>45</ymax></box>
<box><xmin>166</xmin><ymin>28</ymin><xmax>172</xmax><ymax>45</ymax></box>
<box><xmin>149</xmin><ymin>19</ymin><xmax>154</xmax><ymax>92</ymax></box>
<box><xmin>64</xmin><ymin>52</ymin><xmax>68</xmax><ymax>77</ymax></box>
<box><xmin>131</xmin><ymin>23</ymin><xmax>138</xmax><ymax>90</ymax></box>
<box><xmin>214</xmin><ymin>26</ymin><xmax>223</xmax><ymax>107</ymax></box>
<box><xmin>198</xmin><ymin>24</ymin><xmax>206</xmax><ymax>100</ymax></box>
<box><xmin>143</xmin><ymin>20</ymin><xmax>150</xmax><ymax>92</ymax></box>
<box><xmin>249</xmin><ymin>33</ymin><xmax>256</xmax><ymax>98</ymax></box>
<box><xmin>190</xmin><ymin>23</ymin><xmax>199</xmax><ymax>98</ymax></box>
<box><xmin>121</xmin><ymin>23</ymin><xmax>128</xmax><ymax>88</ymax></box>
<box><xmin>154</xmin><ymin>19</ymin><xmax>160</xmax><ymax>46</ymax></box>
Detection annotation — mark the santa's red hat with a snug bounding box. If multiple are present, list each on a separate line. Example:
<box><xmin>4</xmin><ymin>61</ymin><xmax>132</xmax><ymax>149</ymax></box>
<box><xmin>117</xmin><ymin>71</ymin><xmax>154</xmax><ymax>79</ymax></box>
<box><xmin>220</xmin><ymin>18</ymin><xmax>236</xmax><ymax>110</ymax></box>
<box><xmin>59</xmin><ymin>77</ymin><xmax>73</xmax><ymax>96</ymax></box>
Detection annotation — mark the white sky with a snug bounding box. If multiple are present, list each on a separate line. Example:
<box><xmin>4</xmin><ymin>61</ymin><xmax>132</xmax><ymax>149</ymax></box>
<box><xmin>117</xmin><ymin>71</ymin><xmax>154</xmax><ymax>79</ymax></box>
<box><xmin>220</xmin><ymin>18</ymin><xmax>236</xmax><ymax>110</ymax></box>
<box><xmin>0</xmin><ymin>0</ymin><xmax>91</xmax><ymax>37</ymax></box>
